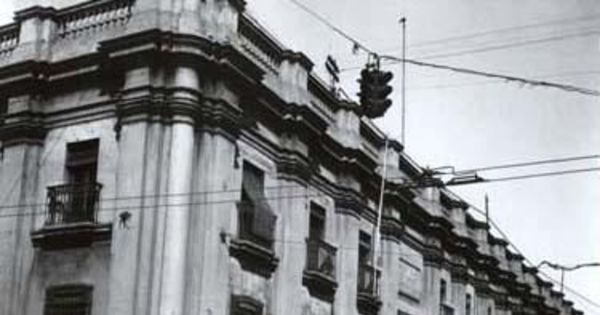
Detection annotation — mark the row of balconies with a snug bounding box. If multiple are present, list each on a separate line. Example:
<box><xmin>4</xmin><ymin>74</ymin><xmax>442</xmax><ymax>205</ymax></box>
<box><xmin>30</xmin><ymin>182</ymin><xmax>577</xmax><ymax>315</ymax></box>
<box><xmin>31</xmin><ymin>183</ymin><xmax>381</xmax><ymax>313</ymax></box>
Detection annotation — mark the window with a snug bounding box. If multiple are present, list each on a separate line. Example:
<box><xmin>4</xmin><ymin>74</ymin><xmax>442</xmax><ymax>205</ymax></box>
<box><xmin>0</xmin><ymin>97</ymin><xmax>7</xmax><ymax>127</ymax></box>
<box><xmin>66</xmin><ymin>139</ymin><xmax>99</xmax><ymax>185</ymax></box>
<box><xmin>239</xmin><ymin>162</ymin><xmax>276</xmax><ymax>248</ymax></box>
<box><xmin>487</xmin><ymin>306</ymin><xmax>493</xmax><ymax>315</ymax></box>
<box><xmin>303</xmin><ymin>203</ymin><xmax>337</xmax><ymax>300</ymax></box>
<box><xmin>0</xmin><ymin>97</ymin><xmax>6</xmax><ymax>115</ymax></box>
<box><xmin>465</xmin><ymin>293</ymin><xmax>472</xmax><ymax>315</ymax></box>
<box><xmin>47</xmin><ymin>140</ymin><xmax>101</xmax><ymax>225</ymax></box>
<box><xmin>44</xmin><ymin>285</ymin><xmax>93</xmax><ymax>315</ymax></box>
<box><xmin>358</xmin><ymin>231</ymin><xmax>372</xmax><ymax>265</ymax></box>
<box><xmin>308</xmin><ymin>203</ymin><xmax>325</xmax><ymax>241</ymax></box>
<box><xmin>439</xmin><ymin>279</ymin><xmax>447</xmax><ymax>304</ymax></box>
<box><xmin>357</xmin><ymin>231</ymin><xmax>379</xmax><ymax>295</ymax></box>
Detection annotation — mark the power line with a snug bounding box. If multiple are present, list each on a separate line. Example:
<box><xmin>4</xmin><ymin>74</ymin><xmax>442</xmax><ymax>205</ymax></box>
<box><xmin>447</xmin><ymin>154</ymin><xmax>600</xmax><ymax>174</ymax></box>
<box><xmin>2</xmin><ymin>181</ymin><xmax>598</xmax><ymax>311</ymax></box>
<box><xmin>334</xmin><ymin>24</ymin><xmax>600</xmax><ymax>63</ymax></box>
<box><xmin>2</xmin><ymin>154</ymin><xmax>599</xmax><ymax>212</ymax></box>
<box><xmin>287</xmin><ymin>0</ymin><xmax>373</xmax><ymax>54</ymax></box>
<box><xmin>0</xmin><ymin>190</ymin><xmax>326</xmax><ymax>220</ymax></box>
<box><xmin>380</xmin><ymin>56</ymin><xmax>600</xmax><ymax>97</ymax></box>
<box><xmin>407</xmin><ymin>69</ymin><xmax>600</xmax><ymax>92</ymax></box>
<box><xmin>286</xmin><ymin>0</ymin><xmax>600</xmax><ymax>97</ymax></box>
<box><xmin>0</xmin><ymin>164</ymin><xmax>597</xmax><ymax>221</ymax></box>
<box><xmin>2</xmin><ymin>178</ymin><xmax>598</xmax><ymax>309</ymax></box>
<box><xmin>465</xmin><ymin>202</ymin><xmax>600</xmax><ymax>312</ymax></box>
<box><xmin>390</xmin><ymin>166</ymin><xmax>600</xmax><ymax>188</ymax></box>
<box><xmin>418</xmin><ymin>29</ymin><xmax>600</xmax><ymax>61</ymax></box>
<box><xmin>392</xmin><ymin>13</ymin><xmax>600</xmax><ymax>50</ymax></box>
<box><xmin>2</xmin><ymin>161</ymin><xmax>599</xmax><ymax>213</ymax></box>
<box><xmin>466</xmin><ymin>167</ymin><xmax>600</xmax><ymax>185</ymax></box>
<box><xmin>0</xmin><ymin>183</ymin><xmax>304</xmax><ymax>211</ymax></box>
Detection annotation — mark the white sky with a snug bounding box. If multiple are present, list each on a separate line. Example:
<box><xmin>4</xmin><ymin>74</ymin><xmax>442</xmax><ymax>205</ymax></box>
<box><xmin>245</xmin><ymin>0</ymin><xmax>600</xmax><ymax>312</ymax></box>
<box><xmin>1</xmin><ymin>0</ymin><xmax>599</xmax><ymax>313</ymax></box>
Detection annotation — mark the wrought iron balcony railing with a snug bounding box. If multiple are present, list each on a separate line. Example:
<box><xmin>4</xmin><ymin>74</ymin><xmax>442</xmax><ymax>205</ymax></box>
<box><xmin>357</xmin><ymin>263</ymin><xmax>381</xmax><ymax>295</ymax></box>
<box><xmin>46</xmin><ymin>183</ymin><xmax>102</xmax><ymax>225</ymax></box>
<box><xmin>305</xmin><ymin>238</ymin><xmax>337</xmax><ymax>279</ymax></box>
<box><xmin>237</xmin><ymin>202</ymin><xmax>274</xmax><ymax>250</ymax></box>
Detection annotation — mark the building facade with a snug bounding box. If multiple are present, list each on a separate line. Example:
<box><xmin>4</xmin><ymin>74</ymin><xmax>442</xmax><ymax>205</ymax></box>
<box><xmin>0</xmin><ymin>0</ymin><xmax>584</xmax><ymax>314</ymax></box>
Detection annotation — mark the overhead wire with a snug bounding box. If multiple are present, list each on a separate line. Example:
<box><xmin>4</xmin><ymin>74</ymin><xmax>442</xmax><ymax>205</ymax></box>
<box><xmin>380</xmin><ymin>56</ymin><xmax>600</xmax><ymax>97</ymax></box>
<box><xmin>1</xmin><ymin>176</ymin><xmax>598</xmax><ymax>310</ymax></box>
<box><xmin>334</xmin><ymin>25</ymin><xmax>600</xmax><ymax>64</ymax></box>
<box><xmin>462</xmin><ymin>167</ymin><xmax>600</xmax><ymax>185</ymax></box>
<box><xmin>441</xmin><ymin>154</ymin><xmax>600</xmax><ymax>174</ymax></box>
<box><xmin>1</xmin><ymin>153</ymin><xmax>599</xmax><ymax>213</ymax></box>
<box><xmin>417</xmin><ymin>29</ymin><xmax>600</xmax><ymax>61</ymax></box>
<box><xmin>1</xmin><ymin>172</ymin><xmax>598</xmax><ymax>308</ymax></box>
<box><xmin>387</xmin><ymin>12</ymin><xmax>600</xmax><ymax>51</ymax></box>
<box><xmin>287</xmin><ymin>0</ymin><xmax>600</xmax><ymax>97</ymax></box>
<box><xmin>466</xmin><ymin>202</ymin><xmax>600</xmax><ymax>311</ymax></box>
<box><xmin>407</xmin><ymin>69</ymin><xmax>600</xmax><ymax>92</ymax></box>
<box><xmin>1</xmin><ymin>0</ymin><xmax>598</xmax><ymax>307</ymax></box>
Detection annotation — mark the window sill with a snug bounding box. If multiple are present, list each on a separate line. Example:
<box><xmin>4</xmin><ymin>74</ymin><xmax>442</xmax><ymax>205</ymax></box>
<box><xmin>303</xmin><ymin>269</ymin><xmax>338</xmax><ymax>302</ymax></box>
<box><xmin>356</xmin><ymin>291</ymin><xmax>382</xmax><ymax>315</ymax></box>
<box><xmin>229</xmin><ymin>238</ymin><xmax>279</xmax><ymax>278</ymax></box>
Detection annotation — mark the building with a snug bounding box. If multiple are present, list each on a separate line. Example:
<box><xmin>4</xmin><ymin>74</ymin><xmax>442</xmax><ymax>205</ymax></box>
<box><xmin>0</xmin><ymin>0</ymin><xmax>584</xmax><ymax>314</ymax></box>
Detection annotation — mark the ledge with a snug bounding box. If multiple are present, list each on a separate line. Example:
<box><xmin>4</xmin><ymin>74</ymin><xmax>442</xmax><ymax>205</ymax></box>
<box><xmin>31</xmin><ymin>222</ymin><xmax>112</xmax><ymax>250</ymax></box>
<box><xmin>357</xmin><ymin>292</ymin><xmax>382</xmax><ymax>315</ymax></box>
<box><xmin>229</xmin><ymin>238</ymin><xmax>279</xmax><ymax>278</ymax></box>
<box><xmin>231</xmin><ymin>294</ymin><xmax>263</xmax><ymax>315</ymax></box>
<box><xmin>302</xmin><ymin>270</ymin><xmax>337</xmax><ymax>302</ymax></box>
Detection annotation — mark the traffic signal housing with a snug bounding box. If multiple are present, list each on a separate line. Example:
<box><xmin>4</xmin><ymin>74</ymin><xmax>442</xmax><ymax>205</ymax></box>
<box><xmin>358</xmin><ymin>68</ymin><xmax>394</xmax><ymax>118</ymax></box>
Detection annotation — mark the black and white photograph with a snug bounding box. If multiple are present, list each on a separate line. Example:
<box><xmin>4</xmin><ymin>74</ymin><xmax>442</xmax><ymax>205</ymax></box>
<box><xmin>0</xmin><ymin>0</ymin><xmax>598</xmax><ymax>314</ymax></box>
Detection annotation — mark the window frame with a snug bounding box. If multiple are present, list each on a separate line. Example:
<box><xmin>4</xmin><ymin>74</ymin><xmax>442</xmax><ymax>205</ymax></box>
<box><xmin>44</xmin><ymin>284</ymin><xmax>93</xmax><ymax>315</ymax></box>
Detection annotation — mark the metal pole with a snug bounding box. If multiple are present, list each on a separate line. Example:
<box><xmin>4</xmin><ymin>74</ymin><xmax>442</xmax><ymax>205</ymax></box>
<box><xmin>485</xmin><ymin>194</ymin><xmax>489</xmax><ymax>227</ymax></box>
<box><xmin>373</xmin><ymin>138</ymin><xmax>389</xmax><ymax>295</ymax></box>
<box><xmin>560</xmin><ymin>269</ymin><xmax>565</xmax><ymax>294</ymax></box>
<box><xmin>400</xmin><ymin>17</ymin><xmax>407</xmax><ymax>146</ymax></box>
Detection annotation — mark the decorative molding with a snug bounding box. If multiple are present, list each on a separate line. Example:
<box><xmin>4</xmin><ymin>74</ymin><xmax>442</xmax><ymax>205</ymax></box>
<box><xmin>230</xmin><ymin>294</ymin><xmax>263</xmax><ymax>315</ymax></box>
<box><xmin>31</xmin><ymin>222</ymin><xmax>112</xmax><ymax>250</ymax></box>
<box><xmin>229</xmin><ymin>238</ymin><xmax>279</xmax><ymax>278</ymax></box>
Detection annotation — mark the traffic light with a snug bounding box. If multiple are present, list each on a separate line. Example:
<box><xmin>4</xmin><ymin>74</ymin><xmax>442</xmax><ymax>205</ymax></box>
<box><xmin>358</xmin><ymin>68</ymin><xmax>394</xmax><ymax>118</ymax></box>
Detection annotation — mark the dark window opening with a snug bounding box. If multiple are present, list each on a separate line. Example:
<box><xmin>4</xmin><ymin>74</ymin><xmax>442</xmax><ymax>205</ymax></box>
<box><xmin>357</xmin><ymin>231</ymin><xmax>379</xmax><ymax>295</ymax></box>
<box><xmin>440</xmin><ymin>279</ymin><xmax>447</xmax><ymax>303</ymax></box>
<box><xmin>0</xmin><ymin>97</ymin><xmax>7</xmax><ymax>126</ymax></box>
<box><xmin>238</xmin><ymin>162</ymin><xmax>276</xmax><ymax>248</ymax></box>
<box><xmin>466</xmin><ymin>293</ymin><xmax>472</xmax><ymax>315</ymax></box>
<box><xmin>304</xmin><ymin>202</ymin><xmax>336</xmax><ymax>282</ymax></box>
<box><xmin>44</xmin><ymin>284</ymin><xmax>93</xmax><ymax>315</ymax></box>
<box><xmin>308</xmin><ymin>203</ymin><xmax>325</xmax><ymax>241</ymax></box>
<box><xmin>66</xmin><ymin>139</ymin><xmax>99</xmax><ymax>185</ymax></box>
<box><xmin>358</xmin><ymin>231</ymin><xmax>372</xmax><ymax>265</ymax></box>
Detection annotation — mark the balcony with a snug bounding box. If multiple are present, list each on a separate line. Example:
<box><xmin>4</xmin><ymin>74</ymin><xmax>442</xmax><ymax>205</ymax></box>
<box><xmin>229</xmin><ymin>202</ymin><xmax>279</xmax><ymax>278</ymax></box>
<box><xmin>440</xmin><ymin>304</ymin><xmax>455</xmax><ymax>315</ymax></box>
<box><xmin>303</xmin><ymin>238</ymin><xmax>337</xmax><ymax>301</ymax></box>
<box><xmin>31</xmin><ymin>183</ymin><xmax>112</xmax><ymax>250</ymax></box>
<box><xmin>357</xmin><ymin>264</ymin><xmax>382</xmax><ymax>315</ymax></box>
